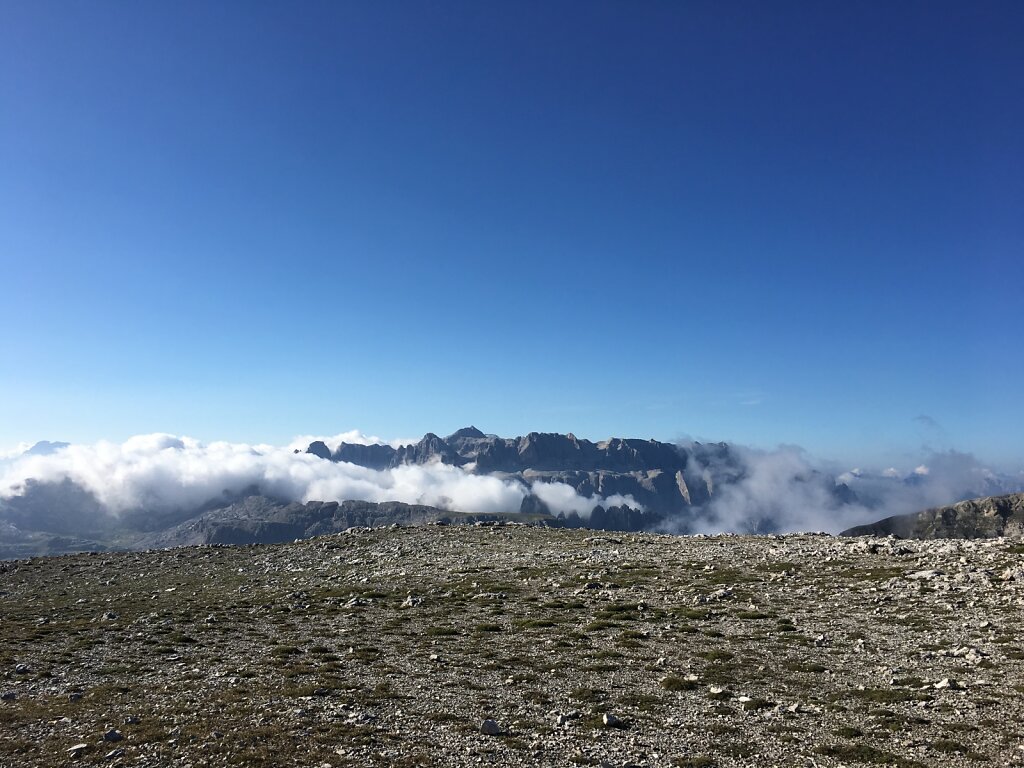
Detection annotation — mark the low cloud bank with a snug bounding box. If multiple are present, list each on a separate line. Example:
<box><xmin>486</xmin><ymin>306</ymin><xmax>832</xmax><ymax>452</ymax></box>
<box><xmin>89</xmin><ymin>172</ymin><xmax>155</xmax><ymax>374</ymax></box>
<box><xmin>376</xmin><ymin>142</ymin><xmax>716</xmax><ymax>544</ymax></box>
<box><xmin>683</xmin><ymin>443</ymin><xmax>1023</xmax><ymax>535</ymax></box>
<box><xmin>682</xmin><ymin>444</ymin><xmax>857</xmax><ymax>534</ymax></box>
<box><xmin>0</xmin><ymin>434</ymin><xmax>627</xmax><ymax>531</ymax></box>
<box><xmin>527</xmin><ymin>482</ymin><xmax>641</xmax><ymax>517</ymax></box>
<box><xmin>284</xmin><ymin>431</ymin><xmax>412</xmax><ymax>453</ymax></box>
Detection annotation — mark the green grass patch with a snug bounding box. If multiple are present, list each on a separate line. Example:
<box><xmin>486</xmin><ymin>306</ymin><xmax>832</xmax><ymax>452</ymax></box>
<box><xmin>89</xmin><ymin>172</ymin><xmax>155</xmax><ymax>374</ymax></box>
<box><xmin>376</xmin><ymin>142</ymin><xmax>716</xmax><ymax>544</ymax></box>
<box><xmin>660</xmin><ymin>675</ymin><xmax>698</xmax><ymax>691</ymax></box>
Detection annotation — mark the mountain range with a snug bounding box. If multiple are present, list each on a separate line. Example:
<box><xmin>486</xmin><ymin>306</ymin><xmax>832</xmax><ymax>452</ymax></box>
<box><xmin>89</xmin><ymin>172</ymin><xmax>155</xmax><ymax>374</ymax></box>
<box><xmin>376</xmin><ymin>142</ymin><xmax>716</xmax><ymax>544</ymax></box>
<box><xmin>1</xmin><ymin>428</ymin><xmax>1022</xmax><ymax>558</ymax></box>
<box><xmin>304</xmin><ymin>426</ymin><xmax>746</xmax><ymax>515</ymax></box>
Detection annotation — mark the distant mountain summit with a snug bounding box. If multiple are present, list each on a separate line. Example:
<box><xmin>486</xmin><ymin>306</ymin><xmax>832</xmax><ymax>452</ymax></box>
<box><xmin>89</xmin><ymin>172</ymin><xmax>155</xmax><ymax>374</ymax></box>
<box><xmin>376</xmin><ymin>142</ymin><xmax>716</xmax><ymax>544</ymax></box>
<box><xmin>23</xmin><ymin>441</ymin><xmax>70</xmax><ymax>456</ymax></box>
<box><xmin>447</xmin><ymin>426</ymin><xmax>486</xmax><ymax>440</ymax></box>
<box><xmin>304</xmin><ymin>427</ymin><xmax>745</xmax><ymax>519</ymax></box>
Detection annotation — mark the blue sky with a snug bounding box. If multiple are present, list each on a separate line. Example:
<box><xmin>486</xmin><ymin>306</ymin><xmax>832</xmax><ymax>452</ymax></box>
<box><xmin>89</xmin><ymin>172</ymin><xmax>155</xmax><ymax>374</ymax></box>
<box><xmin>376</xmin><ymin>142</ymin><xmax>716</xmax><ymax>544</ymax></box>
<box><xmin>1</xmin><ymin>1</ymin><xmax>1022</xmax><ymax>467</ymax></box>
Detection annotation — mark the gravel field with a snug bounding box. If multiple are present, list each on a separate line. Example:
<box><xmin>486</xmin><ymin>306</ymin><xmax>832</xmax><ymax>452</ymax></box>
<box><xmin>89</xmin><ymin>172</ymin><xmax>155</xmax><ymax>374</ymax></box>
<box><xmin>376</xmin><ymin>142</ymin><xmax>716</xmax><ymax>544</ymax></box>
<box><xmin>1</xmin><ymin>524</ymin><xmax>1023</xmax><ymax>767</ymax></box>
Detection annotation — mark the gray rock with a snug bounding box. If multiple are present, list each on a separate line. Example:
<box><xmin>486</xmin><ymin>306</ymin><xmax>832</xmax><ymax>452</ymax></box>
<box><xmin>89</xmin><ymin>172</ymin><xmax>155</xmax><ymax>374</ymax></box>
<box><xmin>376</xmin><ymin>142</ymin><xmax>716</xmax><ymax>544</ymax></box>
<box><xmin>480</xmin><ymin>718</ymin><xmax>502</xmax><ymax>735</ymax></box>
<box><xmin>602</xmin><ymin>713</ymin><xmax>625</xmax><ymax>728</ymax></box>
<box><xmin>1001</xmin><ymin>566</ymin><xmax>1024</xmax><ymax>581</ymax></box>
<box><xmin>698</xmin><ymin>587</ymin><xmax>733</xmax><ymax>603</ymax></box>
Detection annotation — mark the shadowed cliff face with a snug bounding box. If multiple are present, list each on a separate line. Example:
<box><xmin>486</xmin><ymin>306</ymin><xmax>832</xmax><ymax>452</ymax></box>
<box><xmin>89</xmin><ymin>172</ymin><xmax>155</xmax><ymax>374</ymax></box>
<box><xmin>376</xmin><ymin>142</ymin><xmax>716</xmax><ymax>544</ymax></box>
<box><xmin>841</xmin><ymin>493</ymin><xmax>1024</xmax><ymax>539</ymax></box>
<box><xmin>318</xmin><ymin>429</ymin><xmax>697</xmax><ymax>473</ymax></box>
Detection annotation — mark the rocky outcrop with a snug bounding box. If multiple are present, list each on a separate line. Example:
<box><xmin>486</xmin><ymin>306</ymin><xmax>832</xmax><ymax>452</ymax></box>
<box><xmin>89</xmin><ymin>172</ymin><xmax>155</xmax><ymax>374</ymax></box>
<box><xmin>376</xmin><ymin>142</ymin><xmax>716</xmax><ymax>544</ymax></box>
<box><xmin>331</xmin><ymin>443</ymin><xmax>398</xmax><ymax>470</ymax></box>
<box><xmin>589</xmin><ymin>504</ymin><xmax>661</xmax><ymax>532</ymax></box>
<box><xmin>393</xmin><ymin>433</ymin><xmax>459</xmax><ymax>466</ymax></box>
<box><xmin>305</xmin><ymin>440</ymin><xmax>332</xmax><ymax>460</ymax></box>
<box><xmin>841</xmin><ymin>492</ymin><xmax>1024</xmax><ymax>539</ymax></box>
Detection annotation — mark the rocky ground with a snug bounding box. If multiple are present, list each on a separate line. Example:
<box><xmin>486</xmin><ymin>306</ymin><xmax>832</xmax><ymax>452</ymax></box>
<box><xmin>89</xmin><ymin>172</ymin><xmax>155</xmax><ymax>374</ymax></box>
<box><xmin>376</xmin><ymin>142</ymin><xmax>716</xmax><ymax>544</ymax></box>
<box><xmin>1</xmin><ymin>524</ymin><xmax>1023</xmax><ymax>767</ymax></box>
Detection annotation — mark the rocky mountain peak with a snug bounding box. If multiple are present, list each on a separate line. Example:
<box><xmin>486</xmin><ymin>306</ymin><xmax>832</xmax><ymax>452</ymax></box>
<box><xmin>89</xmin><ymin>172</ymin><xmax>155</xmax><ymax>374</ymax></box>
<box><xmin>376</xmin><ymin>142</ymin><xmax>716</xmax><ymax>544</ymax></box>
<box><xmin>306</xmin><ymin>441</ymin><xmax>332</xmax><ymax>460</ymax></box>
<box><xmin>447</xmin><ymin>426</ymin><xmax>486</xmax><ymax>440</ymax></box>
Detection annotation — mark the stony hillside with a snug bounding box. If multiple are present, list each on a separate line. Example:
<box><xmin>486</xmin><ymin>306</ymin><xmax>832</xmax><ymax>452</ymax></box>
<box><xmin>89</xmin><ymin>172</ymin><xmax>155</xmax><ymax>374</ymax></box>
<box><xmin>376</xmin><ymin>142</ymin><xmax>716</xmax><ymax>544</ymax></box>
<box><xmin>2</xmin><ymin>525</ymin><xmax>1023</xmax><ymax>767</ymax></box>
<box><xmin>135</xmin><ymin>498</ymin><xmax>489</xmax><ymax>549</ymax></box>
<box><xmin>842</xmin><ymin>493</ymin><xmax>1024</xmax><ymax>539</ymax></box>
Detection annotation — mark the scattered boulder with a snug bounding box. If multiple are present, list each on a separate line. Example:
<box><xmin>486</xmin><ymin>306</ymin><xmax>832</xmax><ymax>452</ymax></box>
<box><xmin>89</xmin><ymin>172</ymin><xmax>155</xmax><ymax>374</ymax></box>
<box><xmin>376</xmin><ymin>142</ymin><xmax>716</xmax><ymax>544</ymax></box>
<box><xmin>480</xmin><ymin>718</ymin><xmax>502</xmax><ymax>736</ymax></box>
<box><xmin>602</xmin><ymin>713</ymin><xmax>626</xmax><ymax>729</ymax></box>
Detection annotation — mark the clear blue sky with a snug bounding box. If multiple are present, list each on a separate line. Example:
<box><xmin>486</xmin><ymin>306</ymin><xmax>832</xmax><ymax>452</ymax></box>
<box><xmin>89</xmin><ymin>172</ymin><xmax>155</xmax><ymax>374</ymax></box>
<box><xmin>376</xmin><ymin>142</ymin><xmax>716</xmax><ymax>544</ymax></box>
<box><xmin>1</xmin><ymin>1</ymin><xmax>1022</xmax><ymax>467</ymax></box>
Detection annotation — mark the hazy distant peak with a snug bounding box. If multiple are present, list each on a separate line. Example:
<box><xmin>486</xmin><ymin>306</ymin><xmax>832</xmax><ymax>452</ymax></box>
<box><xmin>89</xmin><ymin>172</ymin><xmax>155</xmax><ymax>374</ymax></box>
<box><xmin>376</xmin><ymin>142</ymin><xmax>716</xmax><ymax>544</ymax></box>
<box><xmin>25</xmin><ymin>441</ymin><xmax>70</xmax><ymax>456</ymax></box>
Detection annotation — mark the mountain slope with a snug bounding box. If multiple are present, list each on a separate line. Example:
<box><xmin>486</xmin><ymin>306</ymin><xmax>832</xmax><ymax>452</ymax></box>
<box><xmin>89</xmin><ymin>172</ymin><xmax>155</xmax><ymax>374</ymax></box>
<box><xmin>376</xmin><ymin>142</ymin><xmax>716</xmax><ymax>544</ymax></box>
<box><xmin>841</xmin><ymin>492</ymin><xmax>1024</xmax><ymax>539</ymax></box>
<box><xmin>136</xmin><ymin>497</ymin><xmax>541</xmax><ymax>549</ymax></box>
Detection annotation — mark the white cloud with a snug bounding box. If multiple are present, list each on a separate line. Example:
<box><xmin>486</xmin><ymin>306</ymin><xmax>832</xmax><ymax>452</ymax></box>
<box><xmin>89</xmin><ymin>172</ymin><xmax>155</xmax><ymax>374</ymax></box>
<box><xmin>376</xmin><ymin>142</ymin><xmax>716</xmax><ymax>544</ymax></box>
<box><xmin>685</xmin><ymin>444</ymin><xmax>1024</xmax><ymax>535</ymax></box>
<box><xmin>688</xmin><ymin>445</ymin><xmax>861</xmax><ymax>534</ymax></box>
<box><xmin>0</xmin><ymin>430</ymin><xmax>670</xmax><ymax>530</ymax></box>
<box><xmin>530</xmin><ymin>481</ymin><xmax>596</xmax><ymax>516</ymax></box>
<box><xmin>284</xmin><ymin>430</ymin><xmax>410</xmax><ymax>453</ymax></box>
<box><xmin>0</xmin><ymin>433</ymin><xmax>534</xmax><ymax>517</ymax></box>
<box><xmin>604</xmin><ymin>493</ymin><xmax>644</xmax><ymax>510</ymax></box>
<box><xmin>0</xmin><ymin>442</ymin><xmax>33</xmax><ymax>461</ymax></box>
